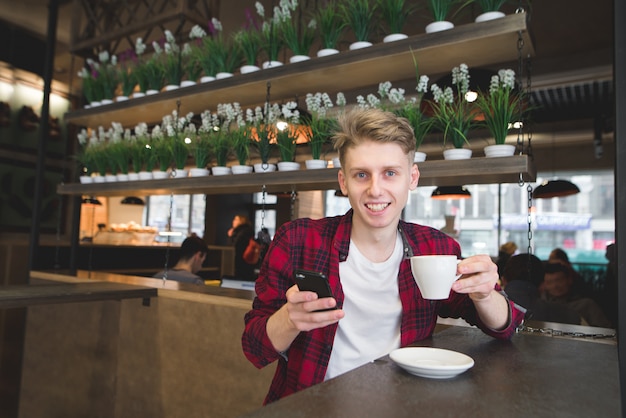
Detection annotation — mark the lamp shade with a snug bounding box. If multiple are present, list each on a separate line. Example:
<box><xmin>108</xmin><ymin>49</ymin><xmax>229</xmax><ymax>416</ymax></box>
<box><xmin>81</xmin><ymin>196</ymin><xmax>102</xmax><ymax>205</ymax></box>
<box><xmin>121</xmin><ymin>196</ymin><xmax>145</xmax><ymax>205</ymax></box>
<box><xmin>532</xmin><ymin>180</ymin><xmax>580</xmax><ymax>199</ymax></box>
<box><xmin>431</xmin><ymin>186</ymin><xmax>471</xmax><ymax>200</ymax></box>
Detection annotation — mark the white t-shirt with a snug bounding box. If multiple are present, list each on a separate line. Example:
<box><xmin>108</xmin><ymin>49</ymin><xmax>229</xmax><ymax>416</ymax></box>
<box><xmin>325</xmin><ymin>232</ymin><xmax>403</xmax><ymax>380</ymax></box>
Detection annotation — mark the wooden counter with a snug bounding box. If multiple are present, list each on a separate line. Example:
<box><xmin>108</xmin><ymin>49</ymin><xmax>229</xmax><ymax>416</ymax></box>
<box><xmin>243</xmin><ymin>325</ymin><xmax>620</xmax><ymax>417</ymax></box>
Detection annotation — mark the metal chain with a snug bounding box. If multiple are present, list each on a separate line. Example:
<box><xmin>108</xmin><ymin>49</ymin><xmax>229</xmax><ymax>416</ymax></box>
<box><xmin>527</xmin><ymin>184</ymin><xmax>533</xmax><ymax>255</ymax></box>
<box><xmin>517</xmin><ymin>324</ymin><xmax>616</xmax><ymax>340</ymax></box>
<box><xmin>162</xmin><ymin>191</ymin><xmax>175</xmax><ymax>283</ymax></box>
<box><xmin>290</xmin><ymin>186</ymin><xmax>297</xmax><ymax>220</ymax></box>
<box><xmin>260</xmin><ymin>184</ymin><xmax>267</xmax><ymax>231</ymax></box>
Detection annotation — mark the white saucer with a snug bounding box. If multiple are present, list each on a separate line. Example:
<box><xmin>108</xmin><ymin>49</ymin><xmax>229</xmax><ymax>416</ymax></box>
<box><xmin>389</xmin><ymin>347</ymin><xmax>474</xmax><ymax>379</ymax></box>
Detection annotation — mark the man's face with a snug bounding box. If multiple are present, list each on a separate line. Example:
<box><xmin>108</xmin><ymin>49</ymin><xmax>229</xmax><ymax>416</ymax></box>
<box><xmin>338</xmin><ymin>140</ymin><xmax>419</xmax><ymax>232</ymax></box>
<box><xmin>544</xmin><ymin>271</ymin><xmax>571</xmax><ymax>298</ymax></box>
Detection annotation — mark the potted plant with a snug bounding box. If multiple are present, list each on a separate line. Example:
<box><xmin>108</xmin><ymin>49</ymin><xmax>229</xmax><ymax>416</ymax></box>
<box><xmin>256</xmin><ymin>1</ymin><xmax>287</xmax><ymax>68</ymax></box>
<box><xmin>474</xmin><ymin>0</ymin><xmax>509</xmax><ymax>22</ymax></box>
<box><xmin>234</xmin><ymin>10</ymin><xmax>263</xmax><ymax>74</ymax></box>
<box><xmin>304</xmin><ymin>92</ymin><xmax>338</xmax><ymax>168</ymax></box>
<box><xmin>76</xmin><ymin>128</ymin><xmax>95</xmax><ymax>182</ymax></box>
<box><xmin>149</xmin><ymin>125</ymin><xmax>172</xmax><ymax>178</ymax></box>
<box><xmin>427</xmin><ymin>63</ymin><xmax>477</xmax><ymax>159</ymax></box>
<box><xmin>247</xmin><ymin>104</ymin><xmax>277</xmax><ymax>172</ymax></box>
<box><xmin>180</xmin><ymin>43</ymin><xmax>201</xmax><ymax>87</ymax></box>
<box><xmin>425</xmin><ymin>0</ymin><xmax>472</xmax><ymax>33</ymax></box>
<box><xmin>275</xmin><ymin>101</ymin><xmax>301</xmax><ymax>171</ymax></box>
<box><xmin>116</xmin><ymin>49</ymin><xmax>137</xmax><ymax>101</ymax></box>
<box><xmin>314</xmin><ymin>1</ymin><xmax>345</xmax><ymax>56</ymax></box>
<box><xmin>206</xmin><ymin>18</ymin><xmax>241</xmax><ymax>78</ymax></box>
<box><xmin>476</xmin><ymin>68</ymin><xmax>521</xmax><ymax>157</ymax></box>
<box><xmin>108</xmin><ymin>123</ymin><xmax>132</xmax><ymax>180</ymax></box>
<box><xmin>192</xmin><ymin>110</ymin><xmax>215</xmax><ymax>176</ymax></box>
<box><xmin>376</xmin><ymin>0</ymin><xmax>413</xmax><ymax>42</ymax></box>
<box><xmin>131</xmin><ymin>37</ymin><xmax>150</xmax><ymax>97</ymax></box>
<box><xmin>339</xmin><ymin>0</ymin><xmax>377</xmax><ymax>50</ymax></box>
<box><xmin>77</xmin><ymin>60</ymin><xmax>99</xmax><ymax>107</ymax></box>
<box><xmin>280</xmin><ymin>0</ymin><xmax>317</xmax><ymax>63</ymax></box>
<box><xmin>160</xmin><ymin>30</ymin><xmax>182</xmax><ymax>89</ymax></box>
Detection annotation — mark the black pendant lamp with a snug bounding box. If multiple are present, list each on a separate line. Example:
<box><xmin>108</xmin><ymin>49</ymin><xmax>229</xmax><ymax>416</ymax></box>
<box><xmin>532</xmin><ymin>179</ymin><xmax>580</xmax><ymax>199</ymax></box>
<box><xmin>81</xmin><ymin>196</ymin><xmax>102</xmax><ymax>205</ymax></box>
<box><xmin>121</xmin><ymin>196</ymin><xmax>145</xmax><ymax>205</ymax></box>
<box><xmin>431</xmin><ymin>186</ymin><xmax>471</xmax><ymax>200</ymax></box>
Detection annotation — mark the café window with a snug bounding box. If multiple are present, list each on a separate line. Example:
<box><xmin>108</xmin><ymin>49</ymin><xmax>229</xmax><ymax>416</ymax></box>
<box><xmin>146</xmin><ymin>194</ymin><xmax>206</xmax><ymax>242</ymax></box>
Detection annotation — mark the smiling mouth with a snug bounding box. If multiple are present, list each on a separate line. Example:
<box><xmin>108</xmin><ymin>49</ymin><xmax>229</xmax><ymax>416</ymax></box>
<box><xmin>366</xmin><ymin>203</ymin><xmax>389</xmax><ymax>212</ymax></box>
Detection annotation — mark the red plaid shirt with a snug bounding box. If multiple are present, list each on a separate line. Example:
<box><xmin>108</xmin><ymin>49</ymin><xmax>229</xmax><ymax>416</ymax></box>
<box><xmin>242</xmin><ymin>210</ymin><xmax>523</xmax><ymax>405</ymax></box>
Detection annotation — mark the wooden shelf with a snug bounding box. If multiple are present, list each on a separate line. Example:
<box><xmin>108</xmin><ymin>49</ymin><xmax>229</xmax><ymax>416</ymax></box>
<box><xmin>0</xmin><ymin>282</ymin><xmax>157</xmax><ymax>309</ymax></box>
<box><xmin>57</xmin><ymin>155</ymin><xmax>536</xmax><ymax>196</ymax></box>
<box><xmin>64</xmin><ymin>13</ymin><xmax>534</xmax><ymax>128</ymax></box>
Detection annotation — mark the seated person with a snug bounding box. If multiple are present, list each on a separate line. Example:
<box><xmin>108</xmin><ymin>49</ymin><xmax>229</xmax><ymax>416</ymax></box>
<box><xmin>501</xmin><ymin>254</ymin><xmax>581</xmax><ymax>325</ymax></box>
<box><xmin>153</xmin><ymin>235</ymin><xmax>208</xmax><ymax>285</ymax></box>
<box><xmin>543</xmin><ymin>262</ymin><xmax>612</xmax><ymax>328</ymax></box>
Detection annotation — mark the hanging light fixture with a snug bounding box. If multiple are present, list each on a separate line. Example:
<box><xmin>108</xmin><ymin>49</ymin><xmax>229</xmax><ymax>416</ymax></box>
<box><xmin>81</xmin><ymin>196</ymin><xmax>102</xmax><ymax>205</ymax></box>
<box><xmin>532</xmin><ymin>179</ymin><xmax>580</xmax><ymax>199</ymax></box>
<box><xmin>431</xmin><ymin>186</ymin><xmax>471</xmax><ymax>200</ymax></box>
<box><xmin>120</xmin><ymin>196</ymin><xmax>145</xmax><ymax>205</ymax></box>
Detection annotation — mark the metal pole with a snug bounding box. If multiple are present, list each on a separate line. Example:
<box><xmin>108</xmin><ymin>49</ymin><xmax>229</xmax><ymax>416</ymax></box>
<box><xmin>27</xmin><ymin>0</ymin><xmax>59</xmax><ymax>277</ymax></box>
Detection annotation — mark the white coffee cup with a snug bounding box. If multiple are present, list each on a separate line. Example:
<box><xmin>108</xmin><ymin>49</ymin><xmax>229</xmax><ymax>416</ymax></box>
<box><xmin>410</xmin><ymin>255</ymin><xmax>461</xmax><ymax>300</ymax></box>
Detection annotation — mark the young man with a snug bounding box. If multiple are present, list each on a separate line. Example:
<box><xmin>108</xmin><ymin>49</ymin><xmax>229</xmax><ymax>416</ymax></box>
<box><xmin>242</xmin><ymin>108</ymin><xmax>524</xmax><ymax>404</ymax></box>
<box><xmin>153</xmin><ymin>235</ymin><xmax>208</xmax><ymax>285</ymax></box>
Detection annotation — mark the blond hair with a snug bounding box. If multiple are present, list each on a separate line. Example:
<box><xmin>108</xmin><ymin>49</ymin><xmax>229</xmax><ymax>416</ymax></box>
<box><xmin>332</xmin><ymin>108</ymin><xmax>416</xmax><ymax>168</ymax></box>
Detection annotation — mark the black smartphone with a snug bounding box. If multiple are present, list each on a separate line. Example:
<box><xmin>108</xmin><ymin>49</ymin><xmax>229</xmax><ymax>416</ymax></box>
<box><xmin>294</xmin><ymin>269</ymin><xmax>335</xmax><ymax>310</ymax></box>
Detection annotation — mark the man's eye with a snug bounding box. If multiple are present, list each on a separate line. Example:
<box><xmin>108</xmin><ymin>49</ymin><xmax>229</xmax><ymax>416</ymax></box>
<box><xmin>386</xmin><ymin>170</ymin><xmax>396</xmax><ymax>176</ymax></box>
<box><xmin>356</xmin><ymin>172</ymin><xmax>366</xmax><ymax>179</ymax></box>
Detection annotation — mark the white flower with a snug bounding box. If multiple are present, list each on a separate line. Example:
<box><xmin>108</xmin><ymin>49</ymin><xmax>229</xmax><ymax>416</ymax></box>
<box><xmin>211</xmin><ymin>17</ymin><xmax>223</xmax><ymax>33</ymax></box>
<box><xmin>336</xmin><ymin>92</ymin><xmax>346</xmax><ymax>107</ymax></box>
<box><xmin>77</xmin><ymin>128</ymin><xmax>88</xmax><ymax>146</ymax></box>
<box><xmin>417</xmin><ymin>75</ymin><xmax>429</xmax><ymax>94</ymax></box>
<box><xmin>255</xmin><ymin>2</ymin><xmax>265</xmax><ymax>18</ymax></box>
<box><xmin>165</xmin><ymin>30</ymin><xmax>176</xmax><ymax>44</ymax></box>
<box><xmin>281</xmin><ymin>101</ymin><xmax>300</xmax><ymax>124</ymax></box>
<box><xmin>151</xmin><ymin>125</ymin><xmax>164</xmax><ymax>140</ymax></box>
<box><xmin>451</xmin><ymin>63</ymin><xmax>470</xmax><ymax>93</ymax></box>
<box><xmin>152</xmin><ymin>41</ymin><xmax>162</xmax><ymax>55</ymax></box>
<box><xmin>98</xmin><ymin>50</ymin><xmax>109</xmax><ymax>63</ymax></box>
<box><xmin>135</xmin><ymin>122</ymin><xmax>148</xmax><ymax>137</ymax></box>
<box><xmin>189</xmin><ymin>24</ymin><xmax>206</xmax><ymax>39</ymax></box>
<box><xmin>135</xmin><ymin>38</ymin><xmax>146</xmax><ymax>55</ymax></box>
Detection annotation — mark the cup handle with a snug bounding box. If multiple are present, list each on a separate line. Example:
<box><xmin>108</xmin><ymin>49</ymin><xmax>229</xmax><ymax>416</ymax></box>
<box><xmin>455</xmin><ymin>259</ymin><xmax>462</xmax><ymax>280</ymax></box>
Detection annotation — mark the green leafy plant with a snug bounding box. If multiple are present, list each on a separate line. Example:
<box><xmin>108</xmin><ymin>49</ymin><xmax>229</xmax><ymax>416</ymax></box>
<box><xmin>426</xmin><ymin>0</ymin><xmax>473</xmax><ymax>22</ymax></box>
<box><xmin>339</xmin><ymin>0</ymin><xmax>377</xmax><ymax>43</ymax></box>
<box><xmin>161</xmin><ymin>30</ymin><xmax>182</xmax><ymax>86</ymax></box>
<box><xmin>428</xmin><ymin>63</ymin><xmax>478</xmax><ymax>149</ymax></box>
<box><xmin>475</xmin><ymin>68</ymin><xmax>523</xmax><ymax>144</ymax></box>
<box><xmin>234</xmin><ymin>9</ymin><xmax>263</xmax><ymax>66</ymax></box>
<box><xmin>304</xmin><ymin>92</ymin><xmax>339</xmax><ymax>159</ymax></box>
<box><xmin>315</xmin><ymin>1</ymin><xmax>345</xmax><ymax>49</ymax></box>
<box><xmin>281</xmin><ymin>1</ymin><xmax>317</xmax><ymax>57</ymax></box>
<box><xmin>117</xmin><ymin>49</ymin><xmax>137</xmax><ymax>97</ymax></box>
<box><xmin>377</xmin><ymin>0</ymin><xmax>413</xmax><ymax>34</ymax></box>
<box><xmin>476</xmin><ymin>0</ymin><xmax>508</xmax><ymax>13</ymax></box>
<box><xmin>274</xmin><ymin>102</ymin><xmax>300</xmax><ymax>162</ymax></box>
<box><xmin>256</xmin><ymin>0</ymin><xmax>288</xmax><ymax>62</ymax></box>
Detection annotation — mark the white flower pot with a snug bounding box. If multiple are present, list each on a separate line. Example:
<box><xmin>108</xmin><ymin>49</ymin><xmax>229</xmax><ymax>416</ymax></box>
<box><xmin>383</xmin><ymin>33</ymin><xmax>408</xmax><ymax>43</ymax></box>
<box><xmin>240</xmin><ymin>65</ymin><xmax>260</xmax><ymax>74</ymax></box>
<box><xmin>216</xmin><ymin>72</ymin><xmax>233</xmax><ymax>79</ymax></box>
<box><xmin>317</xmin><ymin>48</ymin><xmax>340</xmax><ymax>57</ymax></box>
<box><xmin>172</xmin><ymin>168</ymin><xmax>188</xmax><ymax>178</ymax></box>
<box><xmin>189</xmin><ymin>167</ymin><xmax>210</xmax><ymax>177</ymax></box>
<box><xmin>164</xmin><ymin>84</ymin><xmax>179</xmax><ymax>91</ymax></box>
<box><xmin>79</xmin><ymin>175</ymin><xmax>93</xmax><ymax>184</ymax></box>
<box><xmin>277</xmin><ymin>161</ymin><xmax>301</xmax><ymax>171</ymax></box>
<box><xmin>305</xmin><ymin>159</ymin><xmax>327</xmax><ymax>169</ymax></box>
<box><xmin>105</xmin><ymin>174</ymin><xmax>117</xmax><ymax>182</ymax></box>
<box><xmin>425</xmin><ymin>21</ymin><xmax>454</xmax><ymax>34</ymax></box>
<box><xmin>90</xmin><ymin>101</ymin><xmax>101</xmax><ymax>107</ymax></box>
<box><xmin>115</xmin><ymin>95</ymin><xmax>129</xmax><ymax>102</ymax></box>
<box><xmin>211</xmin><ymin>166</ymin><xmax>232</xmax><ymax>176</ymax></box>
<box><xmin>200</xmin><ymin>76</ymin><xmax>216</xmax><ymax>83</ymax></box>
<box><xmin>332</xmin><ymin>157</ymin><xmax>341</xmax><ymax>168</ymax></box>
<box><xmin>116</xmin><ymin>173</ymin><xmax>129</xmax><ymax>182</ymax></box>
<box><xmin>443</xmin><ymin>148</ymin><xmax>473</xmax><ymax>160</ymax></box>
<box><xmin>93</xmin><ymin>175</ymin><xmax>106</xmax><ymax>183</ymax></box>
<box><xmin>289</xmin><ymin>55</ymin><xmax>310</xmax><ymax>63</ymax></box>
<box><xmin>231</xmin><ymin>165</ymin><xmax>253</xmax><ymax>174</ymax></box>
<box><xmin>180</xmin><ymin>80</ymin><xmax>196</xmax><ymax>87</ymax></box>
<box><xmin>152</xmin><ymin>170</ymin><xmax>169</xmax><ymax>179</ymax></box>
<box><xmin>133</xmin><ymin>92</ymin><xmax>145</xmax><ymax>99</ymax></box>
<box><xmin>146</xmin><ymin>89</ymin><xmax>159</xmax><ymax>95</ymax></box>
<box><xmin>414</xmin><ymin>151</ymin><xmax>427</xmax><ymax>163</ymax></box>
<box><xmin>254</xmin><ymin>163</ymin><xmax>277</xmax><ymax>173</ymax></box>
<box><xmin>349</xmin><ymin>41</ymin><xmax>373</xmax><ymax>50</ymax></box>
<box><xmin>127</xmin><ymin>172</ymin><xmax>140</xmax><ymax>181</ymax></box>
<box><xmin>83</xmin><ymin>104</ymin><xmax>91</xmax><ymax>109</ymax></box>
<box><xmin>138</xmin><ymin>171</ymin><xmax>153</xmax><ymax>180</ymax></box>
<box><xmin>475</xmin><ymin>11</ymin><xmax>506</xmax><ymax>23</ymax></box>
<box><xmin>262</xmin><ymin>60</ymin><xmax>283</xmax><ymax>69</ymax></box>
<box><xmin>484</xmin><ymin>144</ymin><xmax>516</xmax><ymax>158</ymax></box>
<box><xmin>101</xmin><ymin>99</ymin><xmax>114</xmax><ymax>105</ymax></box>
